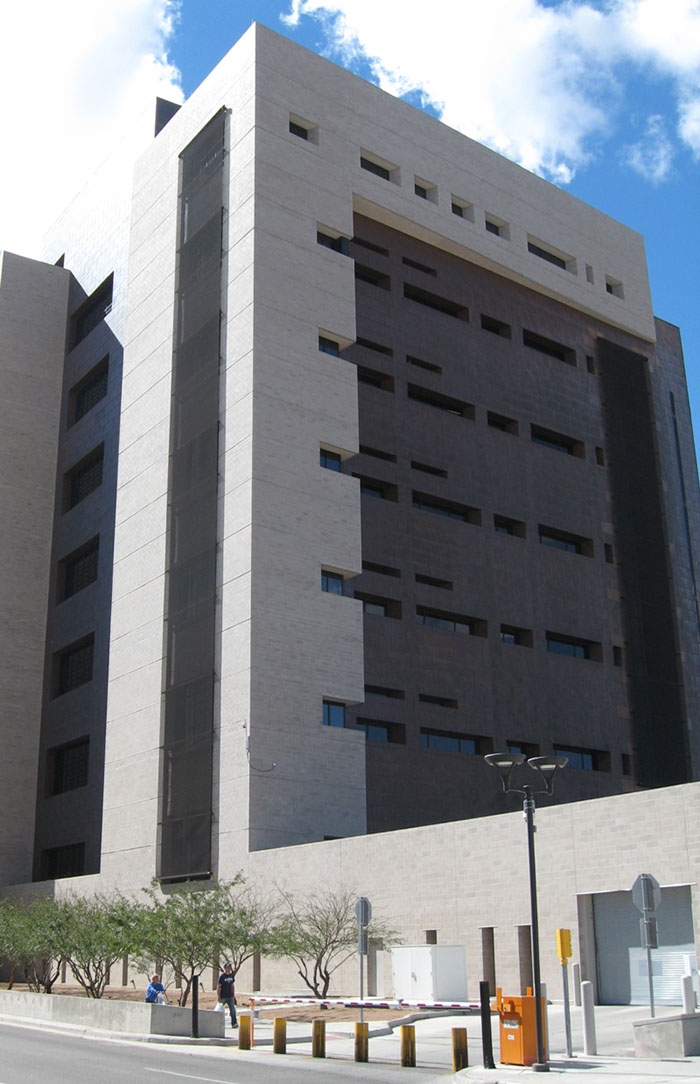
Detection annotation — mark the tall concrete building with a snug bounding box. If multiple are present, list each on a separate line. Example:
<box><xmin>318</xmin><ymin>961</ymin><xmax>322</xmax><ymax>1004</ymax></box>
<box><xmin>2</xmin><ymin>23</ymin><xmax>700</xmax><ymax>895</ymax></box>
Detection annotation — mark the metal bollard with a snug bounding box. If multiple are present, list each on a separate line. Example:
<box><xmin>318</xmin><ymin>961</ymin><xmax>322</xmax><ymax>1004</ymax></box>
<box><xmin>400</xmin><ymin>1024</ymin><xmax>416</xmax><ymax>1067</ymax></box>
<box><xmin>355</xmin><ymin>1020</ymin><xmax>369</xmax><ymax>1062</ymax></box>
<box><xmin>273</xmin><ymin>1017</ymin><xmax>286</xmax><ymax>1054</ymax></box>
<box><xmin>452</xmin><ymin>1027</ymin><xmax>468</xmax><ymax>1071</ymax></box>
<box><xmin>681</xmin><ymin>974</ymin><xmax>696</xmax><ymax>1014</ymax></box>
<box><xmin>581</xmin><ymin>980</ymin><xmax>597</xmax><ymax>1055</ymax></box>
<box><xmin>572</xmin><ymin>963</ymin><xmax>581</xmax><ymax>1006</ymax></box>
<box><xmin>480</xmin><ymin>979</ymin><xmax>496</xmax><ymax>1069</ymax></box>
<box><xmin>312</xmin><ymin>1018</ymin><xmax>326</xmax><ymax>1058</ymax></box>
<box><xmin>238</xmin><ymin>1013</ymin><xmax>253</xmax><ymax>1050</ymax></box>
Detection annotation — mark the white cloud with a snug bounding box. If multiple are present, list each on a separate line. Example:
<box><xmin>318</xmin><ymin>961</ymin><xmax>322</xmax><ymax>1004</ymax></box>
<box><xmin>623</xmin><ymin>114</ymin><xmax>675</xmax><ymax>181</ymax></box>
<box><xmin>0</xmin><ymin>0</ymin><xmax>183</xmax><ymax>258</ymax></box>
<box><xmin>283</xmin><ymin>0</ymin><xmax>700</xmax><ymax>182</ymax></box>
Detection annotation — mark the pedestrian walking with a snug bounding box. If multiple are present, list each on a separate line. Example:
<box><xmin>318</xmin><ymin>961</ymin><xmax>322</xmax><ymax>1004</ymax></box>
<box><xmin>217</xmin><ymin>962</ymin><xmax>237</xmax><ymax>1027</ymax></box>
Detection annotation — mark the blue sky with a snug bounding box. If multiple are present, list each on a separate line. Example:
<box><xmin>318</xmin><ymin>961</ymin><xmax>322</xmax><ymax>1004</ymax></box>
<box><xmin>1</xmin><ymin>0</ymin><xmax>699</xmax><ymax>446</ymax></box>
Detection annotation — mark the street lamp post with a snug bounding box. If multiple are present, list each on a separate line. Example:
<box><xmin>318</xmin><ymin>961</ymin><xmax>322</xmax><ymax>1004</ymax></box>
<box><xmin>484</xmin><ymin>753</ymin><xmax>568</xmax><ymax>1073</ymax></box>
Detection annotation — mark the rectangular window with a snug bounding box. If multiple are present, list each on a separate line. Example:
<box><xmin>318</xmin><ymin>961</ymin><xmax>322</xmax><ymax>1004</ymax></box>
<box><xmin>359</xmin><ymin>445</ymin><xmax>397</xmax><ymax>463</ymax></box>
<box><xmin>320</xmin><ymin>448</ymin><xmax>342</xmax><ymax>471</ymax></box>
<box><xmin>481</xmin><ymin>314</ymin><xmax>512</xmax><ymax>339</ymax></box>
<box><xmin>71</xmin><ymin>275</ymin><xmax>113</xmax><ymax>347</ymax></box>
<box><xmin>494</xmin><ymin>514</ymin><xmax>526</xmax><ymax>538</ymax></box>
<box><xmin>538</xmin><ymin>525</ymin><xmax>593</xmax><ymax>556</ymax></box>
<box><xmin>500</xmin><ymin>624</ymin><xmax>533</xmax><ymax>647</ymax></box>
<box><xmin>485</xmin><ymin>219</ymin><xmax>501</xmax><ymax>236</ymax></box>
<box><xmin>413</xmin><ymin>492</ymin><xmax>480</xmax><ymax>525</ymax></box>
<box><xmin>356</xmin><ymin>475</ymin><xmax>398</xmax><ymax>501</ymax></box>
<box><xmin>289</xmin><ymin>115</ymin><xmax>317</xmax><ymax>142</ymax></box>
<box><xmin>357</xmin><ymin>366</ymin><xmax>394</xmax><ymax>391</ymax></box>
<box><xmin>554</xmin><ymin>745</ymin><xmax>609</xmax><ymax>771</ymax></box>
<box><xmin>355</xmin><ymin>592</ymin><xmax>401</xmax><ymax>618</ymax></box>
<box><xmin>415</xmin><ymin>572</ymin><xmax>453</xmax><ymax>590</ymax></box>
<box><xmin>65</xmin><ymin>446</ymin><xmax>104</xmax><ymax>510</ymax></box>
<box><xmin>451</xmin><ymin>198</ymin><xmax>474</xmax><ymax>221</ymax></box>
<box><xmin>59</xmin><ymin>537</ymin><xmax>100</xmax><ymax>601</ymax></box>
<box><xmin>322</xmin><ymin>701</ymin><xmax>346</xmax><ymax>728</ymax></box>
<box><xmin>488</xmin><ymin>411</ymin><xmax>518</xmax><ymax>434</ymax></box>
<box><xmin>317</xmin><ymin>230</ymin><xmax>349</xmax><ymax>255</ymax></box>
<box><xmin>416</xmin><ymin>605</ymin><xmax>486</xmax><ymax>636</ymax></box>
<box><xmin>407</xmin><ymin>384</ymin><xmax>474</xmax><ymax>418</ymax></box>
<box><xmin>421</xmin><ymin>728</ymin><xmax>488</xmax><ymax>754</ymax></box>
<box><xmin>507</xmin><ymin>740</ymin><xmax>540</xmax><ymax>757</ymax></box>
<box><xmin>42</xmin><ymin>842</ymin><xmax>86</xmax><ymax>880</ymax></box>
<box><xmin>605</xmin><ymin>277</ymin><xmax>624</xmax><ymax>298</ymax></box>
<box><xmin>356</xmin><ymin>718</ymin><xmax>406</xmax><ymax>744</ymax></box>
<box><xmin>319</xmin><ymin>335</ymin><xmax>340</xmax><ymax>356</ymax></box>
<box><xmin>523</xmin><ymin>329</ymin><xmax>576</xmax><ymax>366</ymax></box>
<box><xmin>404</xmin><ymin>283</ymin><xmax>469</xmax><ymax>321</ymax></box>
<box><xmin>69</xmin><ymin>357</ymin><xmax>108</xmax><ymax>425</ymax></box>
<box><xmin>402</xmin><ymin>256</ymin><xmax>436</xmax><ymax>276</ymax></box>
<box><xmin>352</xmin><ymin>236</ymin><xmax>390</xmax><ymax>256</ymax></box>
<box><xmin>531</xmin><ymin>424</ymin><xmax>584</xmax><ymax>458</ymax></box>
<box><xmin>419</xmin><ymin>693</ymin><xmax>458</xmax><ymax>708</ymax></box>
<box><xmin>360</xmin><ymin>154</ymin><xmax>394</xmax><ymax>181</ymax></box>
<box><xmin>54</xmin><ymin>634</ymin><xmax>95</xmax><ymax>696</ymax></box>
<box><xmin>49</xmin><ymin>737</ymin><xmax>89</xmax><ymax>795</ymax></box>
<box><xmin>356</xmin><ymin>336</ymin><xmax>393</xmax><ymax>356</ymax></box>
<box><xmin>546</xmin><ymin>632</ymin><xmax>601</xmax><ymax>661</ymax></box>
<box><xmin>362</xmin><ymin>560</ymin><xmax>401</xmax><ymax>577</ymax></box>
<box><xmin>411</xmin><ymin>460</ymin><xmax>447</xmax><ymax>478</ymax></box>
<box><xmin>355</xmin><ymin>264</ymin><xmax>391</xmax><ymax>289</ymax></box>
<box><xmin>527</xmin><ymin>239</ymin><xmax>570</xmax><ymax>271</ymax></box>
<box><xmin>321</xmin><ymin>569</ymin><xmax>344</xmax><ymax>595</ymax></box>
<box><xmin>365</xmin><ymin>685</ymin><xmax>405</xmax><ymax>699</ymax></box>
<box><xmin>406</xmin><ymin>354</ymin><xmax>442</xmax><ymax>374</ymax></box>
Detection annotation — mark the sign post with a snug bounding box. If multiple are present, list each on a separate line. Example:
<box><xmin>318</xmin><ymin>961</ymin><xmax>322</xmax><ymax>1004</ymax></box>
<box><xmin>632</xmin><ymin>874</ymin><xmax>661</xmax><ymax>1018</ymax></box>
<box><xmin>556</xmin><ymin>928</ymin><xmax>573</xmax><ymax>1057</ymax></box>
<box><xmin>355</xmin><ymin>897</ymin><xmax>372</xmax><ymax>1025</ymax></box>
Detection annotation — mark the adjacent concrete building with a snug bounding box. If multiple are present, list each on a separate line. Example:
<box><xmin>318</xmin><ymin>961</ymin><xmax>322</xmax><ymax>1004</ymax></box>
<box><xmin>1</xmin><ymin>24</ymin><xmax>700</xmax><ymax>993</ymax></box>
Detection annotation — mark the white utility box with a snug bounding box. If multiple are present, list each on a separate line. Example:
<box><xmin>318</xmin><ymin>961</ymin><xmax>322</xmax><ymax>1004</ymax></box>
<box><xmin>391</xmin><ymin>945</ymin><xmax>467</xmax><ymax>1001</ymax></box>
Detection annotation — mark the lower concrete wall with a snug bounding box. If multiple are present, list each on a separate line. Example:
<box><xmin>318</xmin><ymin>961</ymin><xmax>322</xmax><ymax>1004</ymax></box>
<box><xmin>0</xmin><ymin>990</ymin><xmax>224</xmax><ymax>1037</ymax></box>
<box><xmin>634</xmin><ymin>1013</ymin><xmax>700</xmax><ymax>1057</ymax></box>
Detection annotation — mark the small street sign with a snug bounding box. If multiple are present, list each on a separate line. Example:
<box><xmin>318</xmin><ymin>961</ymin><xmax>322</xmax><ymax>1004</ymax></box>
<box><xmin>355</xmin><ymin>896</ymin><xmax>372</xmax><ymax>927</ymax></box>
<box><xmin>632</xmin><ymin>873</ymin><xmax>661</xmax><ymax>914</ymax></box>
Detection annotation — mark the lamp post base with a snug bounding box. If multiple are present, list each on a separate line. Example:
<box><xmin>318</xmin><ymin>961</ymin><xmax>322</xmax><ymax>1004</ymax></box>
<box><xmin>532</xmin><ymin>1063</ymin><xmax>550</xmax><ymax>1072</ymax></box>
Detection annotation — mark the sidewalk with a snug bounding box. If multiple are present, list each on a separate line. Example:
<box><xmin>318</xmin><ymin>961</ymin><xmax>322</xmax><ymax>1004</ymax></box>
<box><xmin>2</xmin><ymin>998</ymin><xmax>699</xmax><ymax>1081</ymax></box>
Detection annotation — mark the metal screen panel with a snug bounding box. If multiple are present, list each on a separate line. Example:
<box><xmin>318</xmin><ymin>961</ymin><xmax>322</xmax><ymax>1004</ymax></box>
<box><xmin>158</xmin><ymin>108</ymin><xmax>226</xmax><ymax>882</ymax></box>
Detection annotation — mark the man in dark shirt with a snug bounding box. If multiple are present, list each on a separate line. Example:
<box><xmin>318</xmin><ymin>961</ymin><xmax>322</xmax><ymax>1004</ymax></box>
<box><xmin>217</xmin><ymin>962</ymin><xmax>237</xmax><ymax>1027</ymax></box>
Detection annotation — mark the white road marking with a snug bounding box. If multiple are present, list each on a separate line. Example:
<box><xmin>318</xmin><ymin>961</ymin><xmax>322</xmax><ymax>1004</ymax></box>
<box><xmin>144</xmin><ymin>1070</ymin><xmax>239</xmax><ymax>1083</ymax></box>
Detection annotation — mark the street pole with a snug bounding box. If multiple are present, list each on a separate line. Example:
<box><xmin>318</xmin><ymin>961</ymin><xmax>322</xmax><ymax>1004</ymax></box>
<box><xmin>524</xmin><ymin>786</ymin><xmax>547</xmax><ymax>1072</ymax></box>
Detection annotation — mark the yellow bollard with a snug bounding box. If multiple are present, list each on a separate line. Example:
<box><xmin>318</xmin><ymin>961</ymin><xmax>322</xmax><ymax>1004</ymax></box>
<box><xmin>400</xmin><ymin>1024</ymin><xmax>416</xmax><ymax>1067</ymax></box>
<box><xmin>452</xmin><ymin>1027</ymin><xmax>468</xmax><ymax>1071</ymax></box>
<box><xmin>238</xmin><ymin>1013</ymin><xmax>253</xmax><ymax>1049</ymax></box>
<box><xmin>355</xmin><ymin>1020</ymin><xmax>369</xmax><ymax>1062</ymax></box>
<box><xmin>312</xmin><ymin>1018</ymin><xmax>326</xmax><ymax>1058</ymax></box>
<box><xmin>273</xmin><ymin>1017</ymin><xmax>286</xmax><ymax>1054</ymax></box>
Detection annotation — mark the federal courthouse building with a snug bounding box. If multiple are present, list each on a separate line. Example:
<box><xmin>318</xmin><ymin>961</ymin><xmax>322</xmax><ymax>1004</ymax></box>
<box><xmin>2</xmin><ymin>23</ymin><xmax>700</xmax><ymax>1002</ymax></box>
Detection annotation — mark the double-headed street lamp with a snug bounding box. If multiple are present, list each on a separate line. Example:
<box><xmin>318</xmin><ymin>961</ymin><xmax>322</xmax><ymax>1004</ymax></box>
<box><xmin>484</xmin><ymin>753</ymin><xmax>568</xmax><ymax>1072</ymax></box>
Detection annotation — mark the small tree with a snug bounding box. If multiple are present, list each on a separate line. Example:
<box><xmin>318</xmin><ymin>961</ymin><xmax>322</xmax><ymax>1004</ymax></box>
<box><xmin>134</xmin><ymin>881</ymin><xmax>226</xmax><ymax>1006</ymax></box>
<box><xmin>216</xmin><ymin>879</ymin><xmax>279</xmax><ymax>980</ymax></box>
<box><xmin>273</xmin><ymin>887</ymin><xmax>396</xmax><ymax>998</ymax></box>
<box><xmin>0</xmin><ymin>897</ymin><xmax>64</xmax><ymax>993</ymax></box>
<box><xmin>55</xmin><ymin>894</ymin><xmax>140</xmax><ymax>998</ymax></box>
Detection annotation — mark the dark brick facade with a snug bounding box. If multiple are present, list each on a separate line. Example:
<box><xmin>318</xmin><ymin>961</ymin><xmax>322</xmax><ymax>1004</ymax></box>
<box><xmin>342</xmin><ymin>215</ymin><xmax>700</xmax><ymax>831</ymax></box>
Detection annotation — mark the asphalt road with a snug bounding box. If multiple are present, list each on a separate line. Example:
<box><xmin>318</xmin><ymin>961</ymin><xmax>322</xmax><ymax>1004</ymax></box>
<box><xmin>0</xmin><ymin>1023</ymin><xmax>452</xmax><ymax>1083</ymax></box>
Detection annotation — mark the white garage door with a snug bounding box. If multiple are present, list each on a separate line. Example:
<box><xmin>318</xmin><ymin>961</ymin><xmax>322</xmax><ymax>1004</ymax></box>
<box><xmin>593</xmin><ymin>885</ymin><xmax>694</xmax><ymax>1005</ymax></box>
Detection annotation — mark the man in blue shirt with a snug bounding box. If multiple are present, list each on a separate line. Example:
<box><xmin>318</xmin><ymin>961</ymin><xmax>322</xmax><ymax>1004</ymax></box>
<box><xmin>217</xmin><ymin>962</ymin><xmax>237</xmax><ymax>1027</ymax></box>
<box><xmin>145</xmin><ymin>973</ymin><xmax>165</xmax><ymax>1003</ymax></box>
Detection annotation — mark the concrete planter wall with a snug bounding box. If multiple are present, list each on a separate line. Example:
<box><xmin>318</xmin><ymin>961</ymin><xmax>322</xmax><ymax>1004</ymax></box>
<box><xmin>0</xmin><ymin>989</ymin><xmax>224</xmax><ymax>1037</ymax></box>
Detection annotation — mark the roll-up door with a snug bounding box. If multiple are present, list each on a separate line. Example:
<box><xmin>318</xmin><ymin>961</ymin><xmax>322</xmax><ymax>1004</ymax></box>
<box><xmin>592</xmin><ymin>885</ymin><xmax>694</xmax><ymax>1004</ymax></box>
